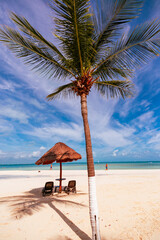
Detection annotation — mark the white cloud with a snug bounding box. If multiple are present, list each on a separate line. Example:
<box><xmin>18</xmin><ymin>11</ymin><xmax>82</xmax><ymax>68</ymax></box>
<box><xmin>138</xmin><ymin>111</ymin><xmax>155</xmax><ymax>122</ymax></box>
<box><xmin>112</xmin><ymin>149</ymin><xmax>119</xmax><ymax>157</ymax></box>
<box><xmin>0</xmin><ymin>104</ymin><xmax>29</xmax><ymax>124</ymax></box>
<box><xmin>0</xmin><ymin>96</ymin><xmax>43</xmax><ymax>124</ymax></box>
<box><xmin>140</xmin><ymin>100</ymin><xmax>150</xmax><ymax>108</ymax></box>
<box><xmin>27</xmin><ymin>98</ymin><xmax>45</xmax><ymax>109</ymax></box>
<box><xmin>30</xmin><ymin>146</ymin><xmax>46</xmax><ymax>158</ymax></box>
<box><xmin>94</xmin><ymin>127</ymin><xmax>134</xmax><ymax>147</ymax></box>
<box><xmin>135</xmin><ymin>111</ymin><xmax>157</xmax><ymax>129</ymax></box>
<box><xmin>0</xmin><ymin>78</ymin><xmax>20</xmax><ymax>92</ymax></box>
<box><xmin>40</xmin><ymin>146</ymin><xmax>46</xmax><ymax>150</ymax></box>
<box><xmin>118</xmin><ymin>99</ymin><xmax>134</xmax><ymax>117</ymax></box>
<box><xmin>30</xmin><ymin>151</ymin><xmax>41</xmax><ymax>158</ymax></box>
<box><xmin>0</xmin><ymin>146</ymin><xmax>47</xmax><ymax>161</ymax></box>
<box><xmin>0</xmin><ymin>150</ymin><xmax>6</xmax><ymax>156</ymax></box>
<box><xmin>88</xmin><ymin>99</ymin><xmax>135</xmax><ymax>148</ymax></box>
<box><xmin>23</xmin><ymin>122</ymin><xmax>83</xmax><ymax>142</ymax></box>
<box><xmin>148</xmin><ymin>132</ymin><xmax>160</xmax><ymax>150</ymax></box>
<box><xmin>121</xmin><ymin>151</ymin><xmax>128</xmax><ymax>156</ymax></box>
<box><xmin>0</xmin><ymin>119</ymin><xmax>14</xmax><ymax>134</ymax></box>
<box><xmin>14</xmin><ymin>152</ymin><xmax>27</xmax><ymax>159</ymax></box>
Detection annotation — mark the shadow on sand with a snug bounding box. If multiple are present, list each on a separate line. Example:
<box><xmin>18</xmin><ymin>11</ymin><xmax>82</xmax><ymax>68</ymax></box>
<box><xmin>0</xmin><ymin>188</ymin><xmax>91</xmax><ymax>240</ymax></box>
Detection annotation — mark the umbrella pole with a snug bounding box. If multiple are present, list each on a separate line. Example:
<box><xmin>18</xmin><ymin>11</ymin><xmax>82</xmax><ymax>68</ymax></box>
<box><xmin>59</xmin><ymin>162</ymin><xmax>62</xmax><ymax>192</ymax></box>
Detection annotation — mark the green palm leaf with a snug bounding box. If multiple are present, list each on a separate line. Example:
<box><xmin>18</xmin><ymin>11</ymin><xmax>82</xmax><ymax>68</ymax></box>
<box><xmin>10</xmin><ymin>12</ymin><xmax>71</xmax><ymax>67</ymax></box>
<box><xmin>93</xmin><ymin>20</ymin><xmax>160</xmax><ymax>79</ymax></box>
<box><xmin>46</xmin><ymin>82</ymin><xmax>75</xmax><ymax>100</ymax></box>
<box><xmin>94</xmin><ymin>80</ymin><xmax>134</xmax><ymax>99</ymax></box>
<box><xmin>91</xmin><ymin>0</ymin><xmax>143</xmax><ymax>63</ymax></box>
<box><xmin>50</xmin><ymin>0</ymin><xmax>94</xmax><ymax>74</ymax></box>
<box><xmin>0</xmin><ymin>26</ymin><xmax>75</xmax><ymax>79</ymax></box>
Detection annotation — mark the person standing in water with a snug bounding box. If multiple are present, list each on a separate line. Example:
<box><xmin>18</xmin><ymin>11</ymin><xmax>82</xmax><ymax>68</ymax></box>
<box><xmin>106</xmin><ymin>163</ymin><xmax>108</xmax><ymax>171</ymax></box>
<box><xmin>50</xmin><ymin>164</ymin><xmax>52</xmax><ymax>170</ymax></box>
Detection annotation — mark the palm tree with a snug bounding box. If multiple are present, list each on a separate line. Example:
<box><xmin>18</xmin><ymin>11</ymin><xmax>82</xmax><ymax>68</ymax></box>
<box><xmin>0</xmin><ymin>0</ymin><xmax>160</xmax><ymax>239</ymax></box>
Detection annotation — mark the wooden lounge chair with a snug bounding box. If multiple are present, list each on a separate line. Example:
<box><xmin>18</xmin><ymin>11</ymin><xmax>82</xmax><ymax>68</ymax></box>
<box><xmin>42</xmin><ymin>181</ymin><xmax>54</xmax><ymax>196</ymax></box>
<box><xmin>64</xmin><ymin>180</ymin><xmax>76</xmax><ymax>194</ymax></box>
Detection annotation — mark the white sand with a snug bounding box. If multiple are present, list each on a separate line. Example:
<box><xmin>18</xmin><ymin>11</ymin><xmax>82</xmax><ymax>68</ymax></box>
<box><xmin>0</xmin><ymin>169</ymin><xmax>160</xmax><ymax>240</ymax></box>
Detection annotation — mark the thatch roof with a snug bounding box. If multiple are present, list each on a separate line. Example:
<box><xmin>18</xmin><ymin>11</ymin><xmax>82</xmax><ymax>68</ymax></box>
<box><xmin>35</xmin><ymin>142</ymin><xmax>82</xmax><ymax>165</ymax></box>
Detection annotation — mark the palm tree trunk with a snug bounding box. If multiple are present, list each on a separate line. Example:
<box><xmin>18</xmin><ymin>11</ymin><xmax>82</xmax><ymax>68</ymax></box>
<box><xmin>80</xmin><ymin>93</ymin><xmax>101</xmax><ymax>240</ymax></box>
<box><xmin>59</xmin><ymin>162</ymin><xmax>62</xmax><ymax>192</ymax></box>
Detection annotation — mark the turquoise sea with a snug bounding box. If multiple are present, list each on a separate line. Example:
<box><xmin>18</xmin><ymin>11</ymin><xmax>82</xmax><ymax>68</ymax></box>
<box><xmin>0</xmin><ymin>162</ymin><xmax>160</xmax><ymax>171</ymax></box>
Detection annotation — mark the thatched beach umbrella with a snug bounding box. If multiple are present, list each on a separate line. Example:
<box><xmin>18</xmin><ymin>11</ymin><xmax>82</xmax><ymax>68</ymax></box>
<box><xmin>35</xmin><ymin>142</ymin><xmax>82</xmax><ymax>192</ymax></box>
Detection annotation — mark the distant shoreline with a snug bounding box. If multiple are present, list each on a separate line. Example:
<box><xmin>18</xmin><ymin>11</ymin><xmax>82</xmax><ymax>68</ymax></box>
<box><xmin>0</xmin><ymin>161</ymin><xmax>160</xmax><ymax>171</ymax></box>
<box><xmin>1</xmin><ymin>160</ymin><xmax>160</xmax><ymax>165</ymax></box>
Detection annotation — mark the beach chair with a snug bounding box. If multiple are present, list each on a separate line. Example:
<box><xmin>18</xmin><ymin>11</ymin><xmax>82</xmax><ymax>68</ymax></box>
<box><xmin>64</xmin><ymin>180</ymin><xmax>76</xmax><ymax>194</ymax></box>
<box><xmin>42</xmin><ymin>181</ymin><xmax>54</xmax><ymax>196</ymax></box>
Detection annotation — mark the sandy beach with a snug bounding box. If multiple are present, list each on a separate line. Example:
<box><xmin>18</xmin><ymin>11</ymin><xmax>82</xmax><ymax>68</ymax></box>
<box><xmin>0</xmin><ymin>169</ymin><xmax>160</xmax><ymax>240</ymax></box>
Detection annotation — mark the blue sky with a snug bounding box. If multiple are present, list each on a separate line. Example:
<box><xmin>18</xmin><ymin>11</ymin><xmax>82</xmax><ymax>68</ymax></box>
<box><xmin>0</xmin><ymin>0</ymin><xmax>160</xmax><ymax>164</ymax></box>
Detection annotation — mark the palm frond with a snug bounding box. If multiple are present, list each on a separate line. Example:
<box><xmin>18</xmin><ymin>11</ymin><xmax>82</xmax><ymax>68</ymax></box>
<box><xmin>90</xmin><ymin>0</ymin><xmax>143</xmax><ymax>63</ymax></box>
<box><xmin>46</xmin><ymin>82</ymin><xmax>76</xmax><ymax>100</ymax></box>
<box><xmin>50</xmin><ymin>0</ymin><xmax>94</xmax><ymax>74</ymax></box>
<box><xmin>10</xmin><ymin>13</ymin><xmax>64</xmax><ymax>57</ymax></box>
<box><xmin>93</xmin><ymin>61</ymin><xmax>134</xmax><ymax>81</ymax></box>
<box><xmin>94</xmin><ymin>80</ymin><xmax>134</xmax><ymax>99</ymax></box>
<box><xmin>10</xmin><ymin>12</ymin><xmax>78</xmax><ymax>74</ymax></box>
<box><xmin>0</xmin><ymin>26</ymin><xmax>75</xmax><ymax>79</ymax></box>
<box><xmin>93</xmin><ymin>20</ymin><xmax>160</xmax><ymax>78</ymax></box>
<box><xmin>10</xmin><ymin>12</ymin><xmax>70</xmax><ymax>65</ymax></box>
